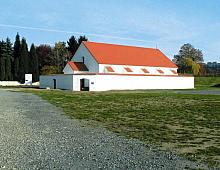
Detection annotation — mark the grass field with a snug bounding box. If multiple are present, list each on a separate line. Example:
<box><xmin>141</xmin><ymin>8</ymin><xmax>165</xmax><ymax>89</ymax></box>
<box><xmin>195</xmin><ymin>76</ymin><xmax>220</xmax><ymax>89</ymax></box>
<box><xmin>24</xmin><ymin>77</ymin><xmax>220</xmax><ymax>168</ymax></box>
<box><xmin>27</xmin><ymin>90</ymin><xmax>220</xmax><ymax>168</ymax></box>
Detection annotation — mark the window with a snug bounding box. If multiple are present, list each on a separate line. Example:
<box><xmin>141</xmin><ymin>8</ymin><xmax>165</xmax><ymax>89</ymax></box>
<box><xmin>82</xmin><ymin>57</ymin><xmax>85</xmax><ymax>63</ymax></box>
<box><xmin>105</xmin><ymin>66</ymin><xmax>115</xmax><ymax>72</ymax></box>
<box><xmin>124</xmin><ymin>67</ymin><xmax>133</xmax><ymax>72</ymax></box>
<box><xmin>157</xmin><ymin>69</ymin><xmax>164</xmax><ymax>74</ymax></box>
<box><xmin>170</xmin><ymin>69</ymin><xmax>178</xmax><ymax>74</ymax></box>
<box><xmin>141</xmin><ymin>68</ymin><xmax>149</xmax><ymax>73</ymax></box>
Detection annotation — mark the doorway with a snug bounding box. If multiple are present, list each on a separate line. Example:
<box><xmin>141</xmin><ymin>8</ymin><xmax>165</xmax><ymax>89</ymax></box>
<box><xmin>53</xmin><ymin>79</ymin><xmax>56</xmax><ymax>89</ymax></box>
<box><xmin>80</xmin><ymin>78</ymin><xmax>89</xmax><ymax>91</ymax></box>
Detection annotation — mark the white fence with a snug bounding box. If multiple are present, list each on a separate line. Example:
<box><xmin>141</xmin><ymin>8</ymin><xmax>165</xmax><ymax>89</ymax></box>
<box><xmin>0</xmin><ymin>81</ymin><xmax>39</xmax><ymax>87</ymax></box>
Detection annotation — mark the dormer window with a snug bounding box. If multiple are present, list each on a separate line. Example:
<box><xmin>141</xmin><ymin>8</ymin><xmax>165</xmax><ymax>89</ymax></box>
<box><xmin>124</xmin><ymin>67</ymin><xmax>133</xmax><ymax>72</ymax></box>
<box><xmin>157</xmin><ymin>69</ymin><xmax>164</xmax><ymax>74</ymax></box>
<box><xmin>170</xmin><ymin>69</ymin><xmax>178</xmax><ymax>74</ymax></box>
<box><xmin>105</xmin><ymin>66</ymin><xmax>115</xmax><ymax>72</ymax></box>
<box><xmin>141</xmin><ymin>68</ymin><xmax>150</xmax><ymax>73</ymax></box>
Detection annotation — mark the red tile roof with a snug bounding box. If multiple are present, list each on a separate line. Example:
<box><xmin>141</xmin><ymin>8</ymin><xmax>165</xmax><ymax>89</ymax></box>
<box><xmin>83</xmin><ymin>41</ymin><xmax>177</xmax><ymax>68</ymax></box>
<box><xmin>68</xmin><ymin>61</ymin><xmax>88</xmax><ymax>71</ymax></box>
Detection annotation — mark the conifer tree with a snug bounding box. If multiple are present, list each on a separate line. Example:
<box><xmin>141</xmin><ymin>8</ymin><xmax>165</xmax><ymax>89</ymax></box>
<box><xmin>0</xmin><ymin>40</ymin><xmax>7</xmax><ymax>81</ymax></box>
<box><xmin>29</xmin><ymin>44</ymin><xmax>39</xmax><ymax>82</ymax></box>
<box><xmin>19</xmin><ymin>38</ymin><xmax>29</xmax><ymax>83</ymax></box>
<box><xmin>5</xmin><ymin>38</ymin><xmax>13</xmax><ymax>80</ymax></box>
<box><xmin>13</xmin><ymin>33</ymin><xmax>21</xmax><ymax>81</ymax></box>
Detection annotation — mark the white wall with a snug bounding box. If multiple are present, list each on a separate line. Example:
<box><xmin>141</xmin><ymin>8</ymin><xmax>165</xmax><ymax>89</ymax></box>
<box><xmin>99</xmin><ymin>64</ymin><xmax>178</xmax><ymax>75</ymax></box>
<box><xmin>92</xmin><ymin>75</ymin><xmax>194</xmax><ymax>91</ymax></box>
<box><xmin>40</xmin><ymin>75</ymin><xmax>73</xmax><ymax>90</ymax></box>
<box><xmin>72</xmin><ymin>75</ymin><xmax>96</xmax><ymax>91</ymax></box>
<box><xmin>0</xmin><ymin>81</ymin><xmax>21</xmax><ymax>86</ymax></box>
<box><xmin>63</xmin><ymin>64</ymin><xmax>74</xmax><ymax>74</ymax></box>
<box><xmin>72</xmin><ymin>43</ymin><xmax>99</xmax><ymax>73</ymax></box>
<box><xmin>40</xmin><ymin>74</ymin><xmax>194</xmax><ymax>91</ymax></box>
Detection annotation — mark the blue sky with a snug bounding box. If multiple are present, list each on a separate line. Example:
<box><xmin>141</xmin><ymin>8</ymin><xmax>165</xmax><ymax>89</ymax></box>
<box><xmin>0</xmin><ymin>0</ymin><xmax>220</xmax><ymax>62</ymax></box>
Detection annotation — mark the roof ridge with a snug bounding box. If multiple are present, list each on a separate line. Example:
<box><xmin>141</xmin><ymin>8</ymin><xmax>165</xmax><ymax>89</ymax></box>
<box><xmin>83</xmin><ymin>41</ymin><xmax>159</xmax><ymax>51</ymax></box>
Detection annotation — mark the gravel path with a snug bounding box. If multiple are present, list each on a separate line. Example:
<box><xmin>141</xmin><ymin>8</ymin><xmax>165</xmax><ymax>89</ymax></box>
<box><xmin>175</xmin><ymin>90</ymin><xmax>220</xmax><ymax>95</ymax></box>
<box><xmin>0</xmin><ymin>90</ymin><xmax>211</xmax><ymax>170</ymax></box>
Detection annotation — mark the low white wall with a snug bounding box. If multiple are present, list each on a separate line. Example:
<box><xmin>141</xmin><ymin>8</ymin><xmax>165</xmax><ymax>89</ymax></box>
<box><xmin>40</xmin><ymin>74</ymin><xmax>194</xmax><ymax>91</ymax></box>
<box><xmin>40</xmin><ymin>75</ymin><xmax>73</xmax><ymax>90</ymax></box>
<box><xmin>0</xmin><ymin>81</ymin><xmax>21</xmax><ymax>86</ymax></box>
<box><xmin>93</xmin><ymin>75</ymin><xmax>194</xmax><ymax>91</ymax></box>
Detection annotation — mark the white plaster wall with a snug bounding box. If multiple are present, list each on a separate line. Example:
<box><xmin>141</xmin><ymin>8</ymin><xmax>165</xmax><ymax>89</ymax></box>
<box><xmin>40</xmin><ymin>74</ymin><xmax>194</xmax><ymax>91</ymax></box>
<box><xmin>63</xmin><ymin>64</ymin><xmax>74</xmax><ymax>74</ymax></box>
<box><xmin>40</xmin><ymin>75</ymin><xmax>73</xmax><ymax>90</ymax></box>
<box><xmin>99</xmin><ymin>64</ymin><xmax>178</xmax><ymax>75</ymax></box>
<box><xmin>0</xmin><ymin>81</ymin><xmax>21</xmax><ymax>86</ymax></box>
<box><xmin>91</xmin><ymin>75</ymin><xmax>194</xmax><ymax>91</ymax></box>
<box><xmin>72</xmin><ymin>75</ymin><xmax>96</xmax><ymax>91</ymax></box>
<box><xmin>72</xmin><ymin>43</ymin><xmax>99</xmax><ymax>73</ymax></box>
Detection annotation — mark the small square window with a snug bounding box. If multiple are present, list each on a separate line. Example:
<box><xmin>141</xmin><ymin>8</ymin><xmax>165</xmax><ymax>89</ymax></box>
<box><xmin>170</xmin><ymin>69</ymin><xmax>178</xmax><ymax>74</ymax></box>
<box><xmin>157</xmin><ymin>69</ymin><xmax>164</xmax><ymax>74</ymax></box>
<box><xmin>141</xmin><ymin>68</ymin><xmax>149</xmax><ymax>73</ymax></box>
<box><xmin>124</xmin><ymin>67</ymin><xmax>133</xmax><ymax>72</ymax></box>
<box><xmin>105</xmin><ymin>66</ymin><xmax>115</xmax><ymax>72</ymax></box>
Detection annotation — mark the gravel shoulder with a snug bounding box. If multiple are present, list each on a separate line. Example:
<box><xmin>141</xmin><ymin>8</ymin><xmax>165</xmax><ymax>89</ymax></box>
<box><xmin>0</xmin><ymin>89</ymin><xmax>212</xmax><ymax>170</ymax></box>
<box><xmin>175</xmin><ymin>89</ymin><xmax>220</xmax><ymax>95</ymax></box>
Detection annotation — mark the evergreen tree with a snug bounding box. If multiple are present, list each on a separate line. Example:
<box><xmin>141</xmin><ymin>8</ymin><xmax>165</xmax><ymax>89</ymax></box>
<box><xmin>29</xmin><ymin>44</ymin><xmax>39</xmax><ymax>82</ymax></box>
<box><xmin>78</xmin><ymin>35</ymin><xmax>88</xmax><ymax>45</ymax></box>
<box><xmin>5</xmin><ymin>38</ymin><xmax>13</xmax><ymax>80</ymax></box>
<box><xmin>0</xmin><ymin>57</ymin><xmax>5</xmax><ymax>81</ymax></box>
<box><xmin>67</xmin><ymin>35</ymin><xmax>88</xmax><ymax>58</ymax></box>
<box><xmin>0</xmin><ymin>40</ymin><xmax>7</xmax><ymax>81</ymax></box>
<box><xmin>67</xmin><ymin>35</ymin><xmax>78</xmax><ymax>56</ymax></box>
<box><xmin>13</xmin><ymin>33</ymin><xmax>21</xmax><ymax>81</ymax></box>
<box><xmin>19</xmin><ymin>38</ymin><xmax>29</xmax><ymax>83</ymax></box>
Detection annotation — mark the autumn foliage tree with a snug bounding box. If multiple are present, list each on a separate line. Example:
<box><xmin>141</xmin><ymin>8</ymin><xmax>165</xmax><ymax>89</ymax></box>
<box><xmin>173</xmin><ymin>43</ymin><xmax>203</xmax><ymax>75</ymax></box>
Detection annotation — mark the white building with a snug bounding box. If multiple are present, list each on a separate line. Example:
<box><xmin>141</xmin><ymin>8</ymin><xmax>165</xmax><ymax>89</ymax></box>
<box><xmin>40</xmin><ymin>41</ymin><xmax>194</xmax><ymax>91</ymax></box>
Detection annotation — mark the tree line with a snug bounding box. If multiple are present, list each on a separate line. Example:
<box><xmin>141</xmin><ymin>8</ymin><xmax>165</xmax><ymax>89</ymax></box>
<box><xmin>0</xmin><ymin>33</ymin><xmax>216</xmax><ymax>80</ymax></box>
<box><xmin>0</xmin><ymin>34</ymin><xmax>39</xmax><ymax>83</ymax></box>
<box><xmin>0</xmin><ymin>33</ymin><xmax>88</xmax><ymax>82</ymax></box>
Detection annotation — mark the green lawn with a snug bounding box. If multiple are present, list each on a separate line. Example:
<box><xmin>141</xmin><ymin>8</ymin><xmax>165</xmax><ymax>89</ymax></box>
<box><xmin>28</xmin><ymin>89</ymin><xmax>220</xmax><ymax>168</ymax></box>
<box><xmin>195</xmin><ymin>76</ymin><xmax>220</xmax><ymax>89</ymax></box>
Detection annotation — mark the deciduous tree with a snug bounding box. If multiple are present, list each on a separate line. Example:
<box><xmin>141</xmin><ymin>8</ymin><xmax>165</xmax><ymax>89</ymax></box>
<box><xmin>173</xmin><ymin>43</ymin><xmax>203</xmax><ymax>74</ymax></box>
<box><xmin>36</xmin><ymin>45</ymin><xmax>53</xmax><ymax>72</ymax></box>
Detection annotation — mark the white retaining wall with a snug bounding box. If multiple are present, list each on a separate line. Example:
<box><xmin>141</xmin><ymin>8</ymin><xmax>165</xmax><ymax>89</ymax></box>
<box><xmin>0</xmin><ymin>81</ymin><xmax>21</xmax><ymax>86</ymax></box>
<box><xmin>40</xmin><ymin>74</ymin><xmax>194</xmax><ymax>91</ymax></box>
<box><xmin>40</xmin><ymin>75</ymin><xmax>73</xmax><ymax>90</ymax></box>
<box><xmin>92</xmin><ymin>75</ymin><xmax>194</xmax><ymax>91</ymax></box>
